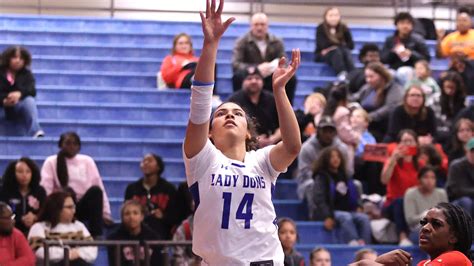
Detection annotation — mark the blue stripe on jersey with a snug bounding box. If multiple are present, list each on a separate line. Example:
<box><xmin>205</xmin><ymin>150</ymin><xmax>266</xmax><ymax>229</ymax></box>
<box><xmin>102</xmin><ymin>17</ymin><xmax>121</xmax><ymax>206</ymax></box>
<box><xmin>231</xmin><ymin>162</ymin><xmax>246</xmax><ymax>168</ymax></box>
<box><xmin>189</xmin><ymin>182</ymin><xmax>200</xmax><ymax>210</ymax></box>
<box><xmin>271</xmin><ymin>183</ymin><xmax>275</xmax><ymax>199</ymax></box>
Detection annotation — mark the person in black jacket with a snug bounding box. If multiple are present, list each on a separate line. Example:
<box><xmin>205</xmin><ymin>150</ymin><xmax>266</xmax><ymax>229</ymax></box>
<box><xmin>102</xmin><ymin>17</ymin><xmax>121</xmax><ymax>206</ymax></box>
<box><xmin>124</xmin><ymin>153</ymin><xmax>177</xmax><ymax>239</ymax></box>
<box><xmin>0</xmin><ymin>157</ymin><xmax>46</xmax><ymax>236</ymax></box>
<box><xmin>107</xmin><ymin>200</ymin><xmax>163</xmax><ymax>266</ymax></box>
<box><xmin>381</xmin><ymin>13</ymin><xmax>431</xmax><ymax>85</ymax></box>
<box><xmin>449</xmin><ymin>53</ymin><xmax>474</xmax><ymax>96</ymax></box>
<box><xmin>347</xmin><ymin>43</ymin><xmax>381</xmax><ymax>94</ymax></box>
<box><xmin>0</xmin><ymin>46</ymin><xmax>43</xmax><ymax>137</ymax></box>
<box><xmin>315</xmin><ymin>7</ymin><xmax>355</xmax><ymax>80</ymax></box>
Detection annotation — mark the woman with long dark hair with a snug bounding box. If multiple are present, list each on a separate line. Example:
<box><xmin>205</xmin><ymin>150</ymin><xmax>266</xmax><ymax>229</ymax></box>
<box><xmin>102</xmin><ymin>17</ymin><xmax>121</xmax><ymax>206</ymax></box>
<box><xmin>0</xmin><ymin>157</ymin><xmax>46</xmax><ymax>235</ymax></box>
<box><xmin>40</xmin><ymin>132</ymin><xmax>111</xmax><ymax>237</ymax></box>
<box><xmin>447</xmin><ymin>118</ymin><xmax>474</xmax><ymax>163</ymax></box>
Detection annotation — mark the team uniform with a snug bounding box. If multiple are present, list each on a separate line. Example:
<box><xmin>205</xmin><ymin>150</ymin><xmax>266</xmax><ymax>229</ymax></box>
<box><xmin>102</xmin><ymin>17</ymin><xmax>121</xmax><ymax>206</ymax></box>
<box><xmin>183</xmin><ymin>136</ymin><xmax>285</xmax><ymax>265</ymax></box>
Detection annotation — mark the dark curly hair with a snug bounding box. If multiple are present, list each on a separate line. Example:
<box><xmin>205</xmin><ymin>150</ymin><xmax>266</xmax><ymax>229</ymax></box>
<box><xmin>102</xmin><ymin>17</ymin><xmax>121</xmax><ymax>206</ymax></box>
<box><xmin>0</xmin><ymin>46</ymin><xmax>32</xmax><ymax>70</ymax></box>
<box><xmin>358</xmin><ymin>43</ymin><xmax>380</xmax><ymax>62</ymax></box>
<box><xmin>1</xmin><ymin>157</ymin><xmax>41</xmax><ymax>192</ymax></box>
<box><xmin>313</xmin><ymin>146</ymin><xmax>348</xmax><ymax>179</ymax></box>
<box><xmin>144</xmin><ymin>153</ymin><xmax>165</xmax><ymax>176</ymax></box>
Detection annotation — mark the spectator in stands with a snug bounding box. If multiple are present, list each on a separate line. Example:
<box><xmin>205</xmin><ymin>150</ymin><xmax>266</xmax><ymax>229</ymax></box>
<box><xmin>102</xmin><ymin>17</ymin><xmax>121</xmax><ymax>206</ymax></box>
<box><xmin>439</xmin><ymin>10</ymin><xmax>474</xmax><ymax>60</ymax></box>
<box><xmin>228</xmin><ymin>67</ymin><xmax>280</xmax><ymax>147</ymax></box>
<box><xmin>310</xmin><ymin>147</ymin><xmax>371</xmax><ymax>245</ymax></box>
<box><xmin>381</xmin><ymin>12</ymin><xmax>431</xmax><ymax>85</ymax></box>
<box><xmin>448</xmin><ymin>53</ymin><xmax>474</xmax><ymax>95</ymax></box>
<box><xmin>434</xmin><ymin>72</ymin><xmax>466</xmax><ymax>140</ymax></box>
<box><xmin>296</xmin><ymin>116</ymin><xmax>350</xmax><ymax>200</ymax></box>
<box><xmin>295</xmin><ymin>92</ymin><xmax>326</xmax><ymax>143</ymax></box>
<box><xmin>350</xmin><ymin>108</ymin><xmax>376</xmax><ymax>159</ymax></box>
<box><xmin>0</xmin><ymin>46</ymin><xmax>43</xmax><ymax>138</ymax></box>
<box><xmin>40</xmin><ymin>132</ymin><xmax>112</xmax><ymax>238</ymax></box>
<box><xmin>0</xmin><ymin>157</ymin><xmax>46</xmax><ymax>235</ymax></box>
<box><xmin>403</xmin><ymin>166</ymin><xmax>448</xmax><ymax>243</ymax></box>
<box><xmin>446</xmin><ymin>137</ymin><xmax>474</xmax><ymax>218</ymax></box>
<box><xmin>124</xmin><ymin>153</ymin><xmax>177</xmax><ymax>239</ymax></box>
<box><xmin>310</xmin><ymin>247</ymin><xmax>331</xmax><ymax>266</ymax></box>
<box><xmin>0</xmin><ymin>202</ymin><xmax>35</xmax><ymax>266</ymax></box>
<box><xmin>277</xmin><ymin>218</ymin><xmax>305</xmax><ymax>266</ymax></box>
<box><xmin>351</xmin><ymin>62</ymin><xmax>403</xmax><ymax>141</ymax></box>
<box><xmin>447</xmin><ymin>118</ymin><xmax>473</xmax><ymax>163</ymax></box>
<box><xmin>160</xmin><ymin>33</ymin><xmax>199</xmax><ymax>89</ymax></box>
<box><xmin>28</xmin><ymin>191</ymin><xmax>97</xmax><ymax>266</ymax></box>
<box><xmin>173</xmin><ymin>182</ymin><xmax>194</xmax><ymax>227</ymax></box>
<box><xmin>107</xmin><ymin>200</ymin><xmax>162</xmax><ymax>266</ymax></box>
<box><xmin>232</xmin><ymin>13</ymin><xmax>297</xmax><ymax>103</ymax></box>
<box><xmin>348</xmin><ymin>43</ymin><xmax>381</xmax><ymax>94</ymax></box>
<box><xmin>384</xmin><ymin>85</ymin><xmax>437</xmax><ymax>143</ymax></box>
<box><xmin>381</xmin><ymin>129</ymin><xmax>420</xmax><ymax>246</ymax></box>
<box><xmin>418</xmin><ymin>144</ymin><xmax>447</xmax><ymax>187</ymax></box>
<box><xmin>315</xmin><ymin>7</ymin><xmax>354</xmax><ymax>81</ymax></box>
<box><xmin>353</xmin><ymin>248</ymin><xmax>377</xmax><ymax>263</ymax></box>
<box><xmin>455</xmin><ymin>105</ymin><xmax>474</xmax><ymax>123</ymax></box>
<box><xmin>405</xmin><ymin>60</ymin><xmax>440</xmax><ymax>106</ymax></box>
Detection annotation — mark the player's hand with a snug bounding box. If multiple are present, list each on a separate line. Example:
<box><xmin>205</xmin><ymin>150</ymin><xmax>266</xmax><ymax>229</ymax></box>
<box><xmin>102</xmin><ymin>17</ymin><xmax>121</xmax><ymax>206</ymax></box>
<box><xmin>324</xmin><ymin>217</ymin><xmax>335</xmax><ymax>231</ymax></box>
<box><xmin>199</xmin><ymin>0</ymin><xmax>235</xmax><ymax>44</ymax></box>
<box><xmin>272</xmin><ymin>49</ymin><xmax>300</xmax><ymax>92</ymax></box>
<box><xmin>375</xmin><ymin>249</ymin><xmax>412</xmax><ymax>266</ymax></box>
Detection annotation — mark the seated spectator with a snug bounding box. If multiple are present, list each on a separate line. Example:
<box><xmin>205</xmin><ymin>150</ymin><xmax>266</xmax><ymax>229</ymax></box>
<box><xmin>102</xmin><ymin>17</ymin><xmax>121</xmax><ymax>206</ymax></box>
<box><xmin>384</xmin><ymin>85</ymin><xmax>437</xmax><ymax>142</ymax></box>
<box><xmin>0</xmin><ymin>202</ymin><xmax>35</xmax><ymax>266</ymax></box>
<box><xmin>381</xmin><ymin>12</ymin><xmax>430</xmax><ymax>85</ymax></box>
<box><xmin>405</xmin><ymin>60</ymin><xmax>440</xmax><ymax>106</ymax></box>
<box><xmin>448</xmin><ymin>53</ymin><xmax>474</xmax><ymax>95</ymax></box>
<box><xmin>40</xmin><ymin>132</ymin><xmax>112</xmax><ymax>237</ymax></box>
<box><xmin>446</xmin><ymin>137</ymin><xmax>474</xmax><ymax>218</ymax></box>
<box><xmin>353</xmin><ymin>248</ymin><xmax>377</xmax><ymax>263</ymax></box>
<box><xmin>418</xmin><ymin>144</ymin><xmax>447</xmax><ymax>187</ymax></box>
<box><xmin>439</xmin><ymin>10</ymin><xmax>474</xmax><ymax>60</ymax></box>
<box><xmin>403</xmin><ymin>166</ymin><xmax>448</xmax><ymax>243</ymax></box>
<box><xmin>0</xmin><ymin>157</ymin><xmax>46</xmax><ymax>235</ymax></box>
<box><xmin>348</xmin><ymin>43</ymin><xmax>381</xmax><ymax>94</ymax></box>
<box><xmin>228</xmin><ymin>67</ymin><xmax>280</xmax><ymax>147</ymax></box>
<box><xmin>447</xmin><ymin>118</ymin><xmax>474</xmax><ymax>163</ymax></box>
<box><xmin>124</xmin><ymin>153</ymin><xmax>177</xmax><ymax>239</ymax></box>
<box><xmin>296</xmin><ymin>116</ymin><xmax>350</xmax><ymax>199</ymax></box>
<box><xmin>310</xmin><ymin>147</ymin><xmax>371</xmax><ymax>245</ymax></box>
<box><xmin>160</xmin><ymin>33</ymin><xmax>199</xmax><ymax>89</ymax></box>
<box><xmin>351</xmin><ymin>62</ymin><xmax>403</xmax><ymax>141</ymax></box>
<box><xmin>455</xmin><ymin>105</ymin><xmax>474</xmax><ymax>122</ymax></box>
<box><xmin>232</xmin><ymin>13</ymin><xmax>296</xmax><ymax>103</ymax></box>
<box><xmin>310</xmin><ymin>247</ymin><xmax>331</xmax><ymax>266</ymax></box>
<box><xmin>350</xmin><ymin>108</ymin><xmax>376</xmax><ymax>158</ymax></box>
<box><xmin>434</xmin><ymin>72</ymin><xmax>466</xmax><ymax>140</ymax></box>
<box><xmin>107</xmin><ymin>200</ymin><xmax>162</xmax><ymax>266</ymax></box>
<box><xmin>315</xmin><ymin>7</ymin><xmax>354</xmax><ymax>81</ymax></box>
<box><xmin>28</xmin><ymin>191</ymin><xmax>97</xmax><ymax>266</ymax></box>
<box><xmin>173</xmin><ymin>182</ymin><xmax>195</xmax><ymax>227</ymax></box>
<box><xmin>277</xmin><ymin>218</ymin><xmax>305</xmax><ymax>266</ymax></box>
<box><xmin>0</xmin><ymin>46</ymin><xmax>43</xmax><ymax>137</ymax></box>
<box><xmin>381</xmin><ymin>129</ymin><xmax>420</xmax><ymax>246</ymax></box>
<box><xmin>295</xmin><ymin>92</ymin><xmax>326</xmax><ymax>143</ymax></box>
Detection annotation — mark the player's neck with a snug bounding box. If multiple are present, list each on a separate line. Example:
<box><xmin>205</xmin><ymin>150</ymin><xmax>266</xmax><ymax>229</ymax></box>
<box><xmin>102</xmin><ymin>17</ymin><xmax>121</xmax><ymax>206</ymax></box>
<box><xmin>218</xmin><ymin>143</ymin><xmax>247</xmax><ymax>162</ymax></box>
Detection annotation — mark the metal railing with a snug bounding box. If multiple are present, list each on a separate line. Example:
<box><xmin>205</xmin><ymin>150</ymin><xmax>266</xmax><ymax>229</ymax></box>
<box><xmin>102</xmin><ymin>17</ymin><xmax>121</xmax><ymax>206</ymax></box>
<box><xmin>42</xmin><ymin>239</ymin><xmax>193</xmax><ymax>266</ymax></box>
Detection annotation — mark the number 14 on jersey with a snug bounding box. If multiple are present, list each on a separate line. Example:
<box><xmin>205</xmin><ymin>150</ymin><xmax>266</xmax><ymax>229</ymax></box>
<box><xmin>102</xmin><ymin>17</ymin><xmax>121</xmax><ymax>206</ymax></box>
<box><xmin>221</xmin><ymin>192</ymin><xmax>254</xmax><ymax>229</ymax></box>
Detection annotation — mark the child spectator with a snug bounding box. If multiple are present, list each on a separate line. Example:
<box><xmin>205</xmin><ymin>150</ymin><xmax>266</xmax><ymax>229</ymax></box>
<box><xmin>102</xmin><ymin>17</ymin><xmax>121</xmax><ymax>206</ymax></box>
<box><xmin>124</xmin><ymin>153</ymin><xmax>177</xmax><ymax>239</ymax></box>
<box><xmin>28</xmin><ymin>191</ymin><xmax>97</xmax><ymax>266</ymax></box>
<box><xmin>160</xmin><ymin>33</ymin><xmax>199</xmax><ymax>89</ymax></box>
<box><xmin>0</xmin><ymin>157</ymin><xmax>46</xmax><ymax>235</ymax></box>
<box><xmin>405</xmin><ymin>60</ymin><xmax>440</xmax><ymax>106</ymax></box>
<box><xmin>348</xmin><ymin>43</ymin><xmax>381</xmax><ymax>94</ymax></box>
<box><xmin>0</xmin><ymin>46</ymin><xmax>43</xmax><ymax>137</ymax></box>
<box><xmin>310</xmin><ymin>147</ymin><xmax>371</xmax><ymax>245</ymax></box>
<box><xmin>447</xmin><ymin>118</ymin><xmax>474</xmax><ymax>163</ymax></box>
<box><xmin>295</xmin><ymin>92</ymin><xmax>326</xmax><ymax>143</ymax></box>
<box><xmin>40</xmin><ymin>132</ymin><xmax>112</xmax><ymax>238</ymax></box>
<box><xmin>310</xmin><ymin>247</ymin><xmax>331</xmax><ymax>266</ymax></box>
<box><xmin>418</xmin><ymin>144</ymin><xmax>448</xmax><ymax>187</ymax></box>
<box><xmin>350</xmin><ymin>108</ymin><xmax>376</xmax><ymax>158</ymax></box>
<box><xmin>353</xmin><ymin>248</ymin><xmax>377</xmax><ymax>263</ymax></box>
<box><xmin>315</xmin><ymin>7</ymin><xmax>355</xmax><ymax>81</ymax></box>
<box><xmin>277</xmin><ymin>218</ymin><xmax>305</xmax><ymax>266</ymax></box>
<box><xmin>381</xmin><ymin>129</ymin><xmax>420</xmax><ymax>246</ymax></box>
<box><xmin>403</xmin><ymin>166</ymin><xmax>448</xmax><ymax>243</ymax></box>
<box><xmin>107</xmin><ymin>200</ymin><xmax>162</xmax><ymax>266</ymax></box>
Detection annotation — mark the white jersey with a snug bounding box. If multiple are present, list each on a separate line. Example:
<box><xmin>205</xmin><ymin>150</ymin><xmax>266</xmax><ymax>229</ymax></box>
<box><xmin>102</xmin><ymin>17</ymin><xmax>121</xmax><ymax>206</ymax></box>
<box><xmin>183</xmin><ymin>139</ymin><xmax>285</xmax><ymax>265</ymax></box>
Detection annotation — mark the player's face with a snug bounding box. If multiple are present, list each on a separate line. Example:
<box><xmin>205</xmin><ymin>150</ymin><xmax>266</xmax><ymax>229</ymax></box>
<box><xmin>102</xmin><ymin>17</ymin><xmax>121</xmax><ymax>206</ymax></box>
<box><xmin>311</xmin><ymin>250</ymin><xmax>331</xmax><ymax>266</ymax></box>
<box><xmin>210</xmin><ymin>102</ymin><xmax>248</xmax><ymax>143</ymax></box>
<box><xmin>419</xmin><ymin>208</ymin><xmax>457</xmax><ymax>256</ymax></box>
<box><xmin>122</xmin><ymin>205</ymin><xmax>144</xmax><ymax>232</ymax></box>
<box><xmin>278</xmin><ymin>221</ymin><xmax>297</xmax><ymax>251</ymax></box>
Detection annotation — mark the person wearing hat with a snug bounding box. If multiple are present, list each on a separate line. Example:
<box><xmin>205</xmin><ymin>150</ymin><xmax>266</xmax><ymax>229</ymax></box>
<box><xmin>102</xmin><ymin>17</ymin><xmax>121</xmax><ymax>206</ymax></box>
<box><xmin>228</xmin><ymin>66</ymin><xmax>280</xmax><ymax>148</ymax></box>
<box><xmin>296</xmin><ymin>116</ymin><xmax>352</xmax><ymax>200</ymax></box>
<box><xmin>446</xmin><ymin>137</ymin><xmax>474</xmax><ymax>218</ymax></box>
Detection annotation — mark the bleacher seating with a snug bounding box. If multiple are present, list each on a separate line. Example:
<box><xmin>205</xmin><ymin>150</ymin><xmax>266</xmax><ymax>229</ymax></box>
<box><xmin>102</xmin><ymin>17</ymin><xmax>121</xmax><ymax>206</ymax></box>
<box><xmin>0</xmin><ymin>14</ymin><xmax>444</xmax><ymax>264</ymax></box>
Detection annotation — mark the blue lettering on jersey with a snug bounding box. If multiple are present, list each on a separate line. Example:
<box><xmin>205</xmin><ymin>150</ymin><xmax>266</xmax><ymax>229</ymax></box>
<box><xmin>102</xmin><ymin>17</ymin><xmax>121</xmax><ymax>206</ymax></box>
<box><xmin>211</xmin><ymin>174</ymin><xmax>267</xmax><ymax>189</ymax></box>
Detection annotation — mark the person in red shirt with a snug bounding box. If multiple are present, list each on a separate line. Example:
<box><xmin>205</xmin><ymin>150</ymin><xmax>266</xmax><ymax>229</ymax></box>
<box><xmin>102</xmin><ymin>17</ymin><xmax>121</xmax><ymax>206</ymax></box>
<box><xmin>160</xmin><ymin>33</ymin><xmax>199</xmax><ymax>89</ymax></box>
<box><xmin>381</xmin><ymin>129</ymin><xmax>420</xmax><ymax>246</ymax></box>
<box><xmin>0</xmin><ymin>202</ymin><xmax>35</xmax><ymax>266</ymax></box>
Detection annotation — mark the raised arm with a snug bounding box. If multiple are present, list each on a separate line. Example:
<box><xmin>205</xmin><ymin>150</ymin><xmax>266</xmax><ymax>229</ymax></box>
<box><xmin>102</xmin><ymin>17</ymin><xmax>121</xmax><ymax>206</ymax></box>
<box><xmin>269</xmin><ymin>49</ymin><xmax>302</xmax><ymax>171</ymax></box>
<box><xmin>183</xmin><ymin>0</ymin><xmax>235</xmax><ymax>158</ymax></box>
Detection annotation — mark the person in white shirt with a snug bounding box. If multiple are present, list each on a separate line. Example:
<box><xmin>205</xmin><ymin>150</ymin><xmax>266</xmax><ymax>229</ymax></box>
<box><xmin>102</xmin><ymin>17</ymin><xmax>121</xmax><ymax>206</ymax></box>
<box><xmin>28</xmin><ymin>191</ymin><xmax>97</xmax><ymax>266</ymax></box>
<box><xmin>182</xmin><ymin>1</ymin><xmax>301</xmax><ymax>265</ymax></box>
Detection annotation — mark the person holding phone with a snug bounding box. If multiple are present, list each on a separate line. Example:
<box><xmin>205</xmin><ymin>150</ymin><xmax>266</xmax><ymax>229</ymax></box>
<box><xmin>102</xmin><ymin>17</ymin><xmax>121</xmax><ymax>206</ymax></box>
<box><xmin>381</xmin><ymin>129</ymin><xmax>421</xmax><ymax>246</ymax></box>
